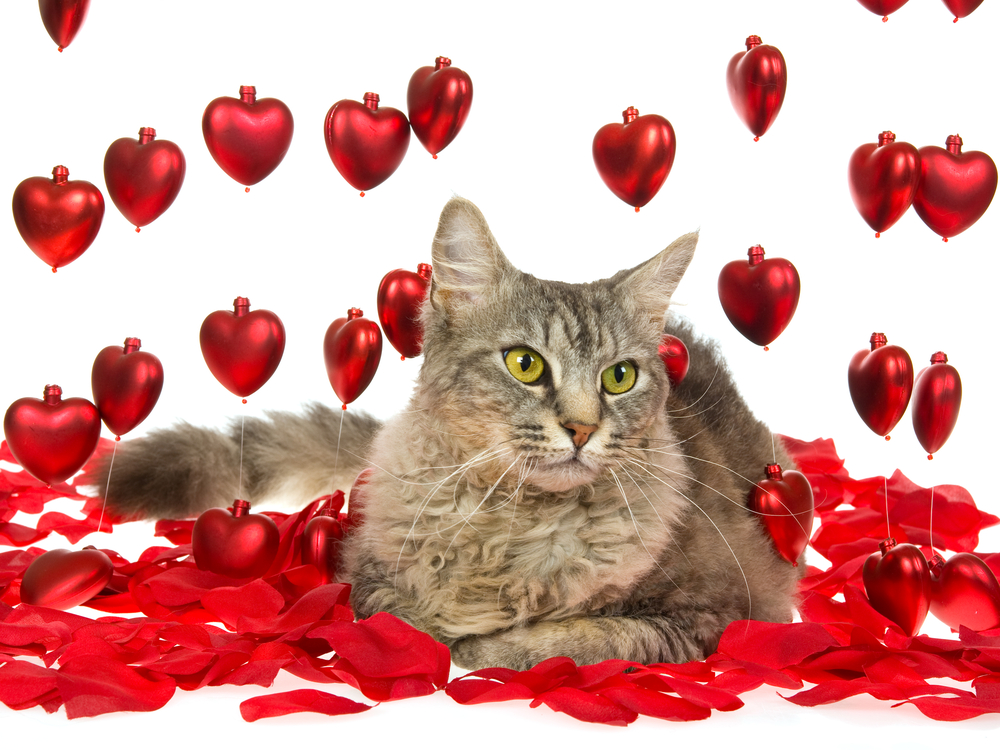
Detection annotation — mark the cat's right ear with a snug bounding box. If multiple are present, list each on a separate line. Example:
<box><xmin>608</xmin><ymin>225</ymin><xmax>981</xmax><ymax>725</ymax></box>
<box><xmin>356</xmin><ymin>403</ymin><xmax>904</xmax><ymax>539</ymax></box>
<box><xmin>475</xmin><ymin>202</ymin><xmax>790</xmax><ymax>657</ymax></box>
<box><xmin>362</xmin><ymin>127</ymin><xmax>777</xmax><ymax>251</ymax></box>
<box><xmin>429</xmin><ymin>198</ymin><xmax>515</xmax><ymax>316</ymax></box>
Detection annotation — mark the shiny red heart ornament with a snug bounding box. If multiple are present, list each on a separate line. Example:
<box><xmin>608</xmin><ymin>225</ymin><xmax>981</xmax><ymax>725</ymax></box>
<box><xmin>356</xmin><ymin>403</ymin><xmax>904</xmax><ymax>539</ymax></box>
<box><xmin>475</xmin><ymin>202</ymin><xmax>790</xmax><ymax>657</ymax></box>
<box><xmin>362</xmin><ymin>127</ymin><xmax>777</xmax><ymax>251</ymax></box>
<box><xmin>324</xmin><ymin>93</ymin><xmax>410</xmax><ymax>194</ymax></box>
<box><xmin>748</xmin><ymin>463</ymin><xmax>815</xmax><ymax>566</ymax></box>
<box><xmin>302</xmin><ymin>505</ymin><xmax>344</xmax><ymax>585</ymax></box>
<box><xmin>863</xmin><ymin>538</ymin><xmax>930</xmax><ymax>636</ymax></box>
<box><xmin>91</xmin><ymin>337</ymin><xmax>164</xmax><ymax>437</ymax></box>
<box><xmin>202</xmin><ymin>86</ymin><xmax>294</xmax><ymax>188</ymax></box>
<box><xmin>19</xmin><ymin>547</ymin><xmax>113</xmax><ymax>609</ymax></box>
<box><xmin>3</xmin><ymin>384</ymin><xmax>101</xmax><ymax>485</ymax></box>
<box><xmin>407</xmin><ymin>57</ymin><xmax>473</xmax><ymax>157</ymax></box>
<box><xmin>848</xmin><ymin>333</ymin><xmax>913</xmax><ymax>438</ymax></box>
<box><xmin>912</xmin><ymin>352</ymin><xmax>962</xmax><ymax>457</ymax></box>
<box><xmin>200</xmin><ymin>297</ymin><xmax>285</xmax><ymax>399</ymax></box>
<box><xmin>848</xmin><ymin>131</ymin><xmax>921</xmax><ymax>236</ymax></box>
<box><xmin>324</xmin><ymin>309</ymin><xmax>382</xmax><ymax>407</ymax></box>
<box><xmin>377</xmin><ymin>264</ymin><xmax>432</xmax><ymax>359</ymax></box>
<box><xmin>592</xmin><ymin>107</ymin><xmax>676</xmax><ymax>210</ymax></box>
<box><xmin>942</xmin><ymin>0</ymin><xmax>984</xmax><ymax>19</ymax></box>
<box><xmin>929</xmin><ymin>552</ymin><xmax>1000</xmax><ymax>632</ymax></box>
<box><xmin>658</xmin><ymin>334</ymin><xmax>689</xmax><ymax>387</ymax></box>
<box><xmin>38</xmin><ymin>0</ymin><xmax>90</xmax><ymax>50</ymax></box>
<box><xmin>726</xmin><ymin>36</ymin><xmax>787</xmax><ymax>140</ymax></box>
<box><xmin>913</xmin><ymin>135</ymin><xmax>997</xmax><ymax>240</ymax></box>
<box><xmin>103</xmin><ymin>127</ymin><xmax>186</xmax><ymax>230</ymax></box>
<box><xmin>856</xmin><ymin>0</ymin><xmax>911</xmax><ymax>19</ymax></box>
<box><xmin>717</xmin><ymin>245</ymin><xmax>800</xmax><ymax>347</ymax></box>
<box><xmin>192</xmin><ymin>500</ymin><xmax>279</xmax><ymax>579</ymax></box>
<box><xmin>12</xmin><ymin>165</ymin><xmax>104</xmax><ymax>271</ymax></box>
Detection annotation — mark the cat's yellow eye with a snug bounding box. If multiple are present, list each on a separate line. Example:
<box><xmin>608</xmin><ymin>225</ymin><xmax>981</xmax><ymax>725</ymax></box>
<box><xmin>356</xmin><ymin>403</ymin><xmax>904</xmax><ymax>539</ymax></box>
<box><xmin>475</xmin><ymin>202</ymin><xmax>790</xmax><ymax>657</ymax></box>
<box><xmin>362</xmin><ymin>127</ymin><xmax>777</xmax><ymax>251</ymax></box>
<box><xmin>504</xmin><ymin>347</ymin><xmax>545</xmax><ymax>384</ymax></box>
<box><xmin>601</xmin><ymin>361</ymin><xmax>637</xmax><ymax>394</ymax></box>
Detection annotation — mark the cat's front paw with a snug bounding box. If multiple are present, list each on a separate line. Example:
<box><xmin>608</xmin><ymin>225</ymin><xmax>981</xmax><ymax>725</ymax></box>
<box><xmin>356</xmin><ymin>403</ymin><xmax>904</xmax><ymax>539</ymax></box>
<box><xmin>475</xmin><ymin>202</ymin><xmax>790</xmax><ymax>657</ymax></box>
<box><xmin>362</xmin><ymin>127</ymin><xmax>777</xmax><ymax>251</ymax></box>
<box><xmin>450</xmin><ymin>633</ymin><xmax>537</xmax><ymax>671</ymax></box>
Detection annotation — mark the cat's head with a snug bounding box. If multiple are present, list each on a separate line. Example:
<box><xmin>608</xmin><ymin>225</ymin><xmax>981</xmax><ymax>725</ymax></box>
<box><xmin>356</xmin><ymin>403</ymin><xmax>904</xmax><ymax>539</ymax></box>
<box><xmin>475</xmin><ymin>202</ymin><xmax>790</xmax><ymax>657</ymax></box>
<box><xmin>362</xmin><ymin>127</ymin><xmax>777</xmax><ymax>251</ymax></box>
<box><xmin>416</xmin><ymin>198</ymin><xmax>697</xmax><ymax>493</ymax></box>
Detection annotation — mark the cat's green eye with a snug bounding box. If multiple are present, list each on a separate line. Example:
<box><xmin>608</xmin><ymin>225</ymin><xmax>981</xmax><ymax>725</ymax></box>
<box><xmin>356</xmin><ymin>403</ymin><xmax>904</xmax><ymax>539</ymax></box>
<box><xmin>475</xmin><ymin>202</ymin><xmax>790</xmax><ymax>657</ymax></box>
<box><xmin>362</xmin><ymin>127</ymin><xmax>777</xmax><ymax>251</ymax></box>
<box><xmin>601</xmin><ymin>361</ymin><xmax>637</xmax><ymax>394</ymax></box>
<box><xmin>504</xmin><ymin>347</ymin><xmax>545</xmax><ymax>384</ymax></box>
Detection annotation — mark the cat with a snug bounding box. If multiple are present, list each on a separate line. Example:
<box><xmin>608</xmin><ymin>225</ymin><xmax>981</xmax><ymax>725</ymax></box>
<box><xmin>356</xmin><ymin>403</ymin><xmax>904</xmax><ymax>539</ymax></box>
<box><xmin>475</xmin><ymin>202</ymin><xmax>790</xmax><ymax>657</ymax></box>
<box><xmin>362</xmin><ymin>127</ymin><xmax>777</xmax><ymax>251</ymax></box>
<box><xmin>101</xmin><ymin>197</ymin><xmax>800</xmax><ymax>671</ymax></box>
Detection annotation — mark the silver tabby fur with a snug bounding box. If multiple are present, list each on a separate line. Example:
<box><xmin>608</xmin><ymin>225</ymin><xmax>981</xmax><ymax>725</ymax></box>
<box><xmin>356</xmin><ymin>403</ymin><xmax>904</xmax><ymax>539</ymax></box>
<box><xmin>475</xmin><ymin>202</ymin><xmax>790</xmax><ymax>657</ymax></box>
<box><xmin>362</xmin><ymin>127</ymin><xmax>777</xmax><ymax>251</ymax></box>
<box><xmin>100</xmin><ymin>197</ymin><xmax>799</xmax><ymax>671</ymax></box>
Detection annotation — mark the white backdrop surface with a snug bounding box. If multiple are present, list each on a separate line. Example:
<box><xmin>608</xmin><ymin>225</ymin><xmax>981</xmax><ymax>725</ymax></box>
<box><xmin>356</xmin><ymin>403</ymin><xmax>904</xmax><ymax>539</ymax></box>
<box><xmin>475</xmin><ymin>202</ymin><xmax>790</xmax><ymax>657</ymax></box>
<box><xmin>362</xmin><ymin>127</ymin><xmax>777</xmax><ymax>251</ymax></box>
<box><xmin>1</xmin><ymin>0</ymin><xmax>999</xmax><ymax>746</ymax></box>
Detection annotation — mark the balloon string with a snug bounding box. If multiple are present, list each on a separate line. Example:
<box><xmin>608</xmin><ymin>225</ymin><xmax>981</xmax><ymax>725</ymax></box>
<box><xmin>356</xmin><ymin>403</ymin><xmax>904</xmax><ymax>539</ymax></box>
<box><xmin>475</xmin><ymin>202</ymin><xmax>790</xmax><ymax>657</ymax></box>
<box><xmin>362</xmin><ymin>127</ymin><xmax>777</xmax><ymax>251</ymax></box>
<box><xmin>884</xmin><ymin>476</ymin><xmax>890</xmax><ymax>539</ymax></box>
<box><xmin>97</xmin><ymin>439</ymin><xmax>119</xmax><ymax>534</ymax></box>
<box><xmin>770</xmin><ymin>431</ymin><xmax>776</xmax><ymax>465</ymax></box>
<box><xmin>929</xmin><ymin>486</ymin><xmax>936</xmax><ymax>551</ymax></box>
<box><xmin>238</xmin><ymin>411</ymin><xmax>246</xmax><ymax>500</ymax></box>
<box><xmin>332</xmin><ymin>407</ymin><xmax>345</xmax><ymax>493</ymax></box>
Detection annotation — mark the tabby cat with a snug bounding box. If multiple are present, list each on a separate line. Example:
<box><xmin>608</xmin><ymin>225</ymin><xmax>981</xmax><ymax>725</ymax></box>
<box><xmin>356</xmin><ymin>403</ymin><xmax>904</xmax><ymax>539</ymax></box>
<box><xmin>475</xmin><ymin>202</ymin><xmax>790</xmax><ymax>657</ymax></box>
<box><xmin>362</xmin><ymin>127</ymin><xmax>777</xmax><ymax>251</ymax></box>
<box><xmin>102</xmin><ymin>197</ymin><xmax>800</xmax><ymax>670</ymax></box>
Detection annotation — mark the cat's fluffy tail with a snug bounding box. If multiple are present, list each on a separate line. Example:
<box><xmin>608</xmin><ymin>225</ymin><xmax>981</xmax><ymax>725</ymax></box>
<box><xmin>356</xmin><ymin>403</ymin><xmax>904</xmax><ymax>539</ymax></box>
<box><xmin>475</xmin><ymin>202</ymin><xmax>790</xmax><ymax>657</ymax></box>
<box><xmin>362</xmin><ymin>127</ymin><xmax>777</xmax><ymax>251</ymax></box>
<box><xmin>94</xmin><ymin>403</ymin><xmax>380</xmax><ymax>519</ymax></box>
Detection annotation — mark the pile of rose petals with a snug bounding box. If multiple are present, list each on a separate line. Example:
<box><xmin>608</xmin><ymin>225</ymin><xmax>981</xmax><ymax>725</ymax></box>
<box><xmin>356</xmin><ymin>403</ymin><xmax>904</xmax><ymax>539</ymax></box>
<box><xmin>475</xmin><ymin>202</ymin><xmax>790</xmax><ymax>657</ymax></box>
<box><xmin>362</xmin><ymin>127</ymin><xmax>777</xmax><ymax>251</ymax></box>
<box><xmin>2</xmin><ymin>436</ymin><xmax>1000</xmax><ymax>725</ymax></box>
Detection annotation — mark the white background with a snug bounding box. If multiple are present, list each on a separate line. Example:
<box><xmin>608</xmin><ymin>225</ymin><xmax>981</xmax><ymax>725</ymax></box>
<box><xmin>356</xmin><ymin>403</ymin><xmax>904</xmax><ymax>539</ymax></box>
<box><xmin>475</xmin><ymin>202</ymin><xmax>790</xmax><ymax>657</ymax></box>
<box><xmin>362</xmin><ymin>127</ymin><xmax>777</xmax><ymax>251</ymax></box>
<box><xmin>2</xmin><ymin>0</ymin><xmax>999</xmax><ymax>745</ymax></box>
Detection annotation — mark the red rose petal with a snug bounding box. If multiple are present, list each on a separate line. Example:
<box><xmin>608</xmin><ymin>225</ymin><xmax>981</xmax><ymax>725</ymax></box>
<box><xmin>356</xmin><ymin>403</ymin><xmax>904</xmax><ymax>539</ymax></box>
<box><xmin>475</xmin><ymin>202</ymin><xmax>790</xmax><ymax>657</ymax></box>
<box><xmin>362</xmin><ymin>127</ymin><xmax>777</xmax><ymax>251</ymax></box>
<box><xmin>530</xmin><ymin>686</ymin><xmax>637</xmax><ymax>726</ymax></box>
<box><xmin>0</xmin><ymin>660</ymin><xmax>60</xmax><ymax>711</ymax></box>
<box><xmin>57</xmin><ymin>656</ymin><xmax>176</xmax><ymax>718</ymax></box>
<box><xmin>240</xmin><ymin>688</ymin><xmax>373</xmax><ymax>721</ymax></box>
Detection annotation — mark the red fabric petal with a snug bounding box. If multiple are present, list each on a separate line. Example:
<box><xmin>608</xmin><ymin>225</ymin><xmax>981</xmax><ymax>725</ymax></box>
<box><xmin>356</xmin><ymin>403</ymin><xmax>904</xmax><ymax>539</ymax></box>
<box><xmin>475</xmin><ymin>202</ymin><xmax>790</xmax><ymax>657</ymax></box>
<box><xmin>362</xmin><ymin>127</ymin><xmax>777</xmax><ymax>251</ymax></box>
<box><xmin>530</xmin><ymin>686</ymin><xmax>638</xmax><ymax>726</ymax></box>
<box><xmin>239</xmin><ymin>688</ymin><xmax>373</xmax><ymax>721</ymax></box>
<box><xmin>56</xmin><ymin>656</ymin><xmax>176</xmax><ymax>718</ymax></box>
<box><xmin>598</xmin><ymin>685</ymin><xmax>710</xmax><ymax>722</ymax></box>
<box><xmin>0</xmin><ymin>659</ymin><xmax>61</xmax><ymax>711</ymax></box>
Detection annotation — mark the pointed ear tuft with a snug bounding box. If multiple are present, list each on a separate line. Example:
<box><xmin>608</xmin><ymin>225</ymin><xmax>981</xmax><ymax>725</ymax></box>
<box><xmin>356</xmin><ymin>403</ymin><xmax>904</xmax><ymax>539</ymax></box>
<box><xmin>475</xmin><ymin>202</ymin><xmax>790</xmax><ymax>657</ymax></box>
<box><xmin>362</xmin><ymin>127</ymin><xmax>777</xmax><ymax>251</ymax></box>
<box><xmin>430</xmin><ymin>198</ymin><xmax>514</xmax><ymax>314</ymax></box>
<box><xmin>615</xmin><ymin>231</ymin><xmax>698</xmax><ymax>327</ymax></box>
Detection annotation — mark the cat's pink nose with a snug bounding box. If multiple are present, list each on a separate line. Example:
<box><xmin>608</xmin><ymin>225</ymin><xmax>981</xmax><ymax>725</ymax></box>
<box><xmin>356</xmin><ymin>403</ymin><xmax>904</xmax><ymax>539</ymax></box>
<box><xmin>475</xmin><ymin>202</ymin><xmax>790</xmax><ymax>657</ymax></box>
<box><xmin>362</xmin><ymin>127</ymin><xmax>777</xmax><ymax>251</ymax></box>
<box><xmin>562</xmin><ymin>422</ymin><xmax>597</xmax><ymax>448</ymax></box>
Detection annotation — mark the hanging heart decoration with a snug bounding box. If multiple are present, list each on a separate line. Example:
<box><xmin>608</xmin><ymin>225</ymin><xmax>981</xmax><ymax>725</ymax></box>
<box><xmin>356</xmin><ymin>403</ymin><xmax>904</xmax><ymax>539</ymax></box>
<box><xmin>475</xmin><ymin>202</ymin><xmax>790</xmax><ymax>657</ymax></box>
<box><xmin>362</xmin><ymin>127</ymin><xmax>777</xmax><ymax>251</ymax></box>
<box><xmin>38</xmin><ymin>0</ymin><xmax>90</xmax><ymax>51</ymax></box>
<box><xmin>748</xmin><ymin>463</ymin><xmax>815</xmax><ymax>566</ymax></box>
<box><xmin>592</xmin><ymin>106</ymin><xmax>676</xmax><ymax>211</ymax></box>
<box><xmin>717</xmin><ymin>245</ymin><xmax>800</xmax><ymax>347</ymax></box>
<box><xmin>192</xmin><ymin>499</ymin><xmax>280</xmax><ymax>579</ymax></box>
<box><xmin>929</xmin><ymin>552</ymin><xmax>1000</xmax><ymax>632</ymax></box>
<box><xmin>11</xmin><ymin>165</ymin><xmax>105</xmax><ymax>272</ymax></box>
<box><xmin>3</xmin><ymin>384</ymin><xmax>101</xmax><ymax>485</ymax></box>
<box><xmin>848</xmin><ymin>131</ymin><xmax>921</xmax><ymax>237</ymax></box>
<box><xmin>91</xmin><ymin>337</ymin><xmax>164</xmax><ymax>437</ymax></box>
<box><xmin>725</xmin><ymin>35</ymin><xmax>787</xmax><ymax>140</ymax></box>
<box><xmin>324</xmin><ymin>308</ymin><xmax>383</xmax><ymax>407</ymax></box>
<box><xmin>658</xmin><ymin>334</ymin><xmax>689</xmax><ymax>387</ymax></box>
<box><xmin>407</xmin><ymin>57</ymin><xmax>473</xmax><ymax>158</ymax></box>
<box><xmin>855</xmin><ymin>0</ymin><xmax>911</xmax><ymax>21</ymax></box>
<box><xmin>19</xmin><ymin>547</ymin><xmax>113</xmax><ymax>610</ymax></box>
<box><xmin>200</xmin><ymin>297</ymin><xmax>286</xmax><ymax>399</ymax></box>
<box><xmin>202</xmin><ymin>85</ymin><xmax>295</xmax><ymax>188</ymax></box>
<box><xmin>942</xmin><ymin>0</ymin><xmax>985</xmax><ymax>21</ymax></box>
<box><xmin>103</xmin><ymin>127</ymin><xmax>186</xmax><ymax>231</ymax></box>
<box><xmin>324</xmin><ymin>93</ymin><xmax>410</xmax><ymax>195</ymax></box>
<box><xmin>862</xmin><ymin>538</ymin><xmax>931</xmax><ymax>636</ymax></box>
<box><xmin>301</xmin><ymin>499</ymin><xmax>345</xmax><ymax>585</ymax></box>
<box><xmin>912</xmin><ymin>352</ymin><xmax>962</xmax><ymax>458</ymax></box>
<box><xmin>377</xmin><ymin>264</ymin><xmax>432</xmax><ymax>359</ymax></box>
<box><xmin>848</xmin><ymin>333</ymin><xmax>913</xmax><ymax>438</ymax></box>
<box><xmin>912</xmin><ymin>135</ymin><xmax>997</xmax><ymax>240</ymax></box>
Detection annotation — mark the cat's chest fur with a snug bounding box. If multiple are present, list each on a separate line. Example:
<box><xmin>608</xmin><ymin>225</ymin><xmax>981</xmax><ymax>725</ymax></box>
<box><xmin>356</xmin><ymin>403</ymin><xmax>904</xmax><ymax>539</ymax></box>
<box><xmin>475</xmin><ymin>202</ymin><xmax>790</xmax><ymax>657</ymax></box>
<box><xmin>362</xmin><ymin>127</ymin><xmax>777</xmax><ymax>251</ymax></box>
<box><xmin>346</xmin><ymin>410</ymin><xmax>689</xmax><ymax>642</ymax></box>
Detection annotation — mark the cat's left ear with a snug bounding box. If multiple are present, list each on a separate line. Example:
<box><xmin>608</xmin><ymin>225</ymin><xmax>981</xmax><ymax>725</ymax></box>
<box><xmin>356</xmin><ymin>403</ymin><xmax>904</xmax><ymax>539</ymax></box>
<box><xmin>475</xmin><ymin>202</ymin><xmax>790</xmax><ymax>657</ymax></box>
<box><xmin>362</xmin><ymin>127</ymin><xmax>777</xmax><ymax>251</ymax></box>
<box><xmin>614</xmin><ymin>231</ymin><xmax>698</xmax><ymax>326</ymax></box>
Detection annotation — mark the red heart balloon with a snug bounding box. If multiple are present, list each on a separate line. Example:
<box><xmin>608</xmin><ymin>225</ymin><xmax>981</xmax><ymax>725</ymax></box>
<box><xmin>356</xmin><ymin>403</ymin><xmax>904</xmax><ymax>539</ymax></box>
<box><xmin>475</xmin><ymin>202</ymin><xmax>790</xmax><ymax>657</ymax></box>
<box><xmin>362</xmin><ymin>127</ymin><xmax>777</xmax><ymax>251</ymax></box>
<box><xmin>855</xmin><ymin>0</ymin><xmax>911</xmax><ymax>19</ymax></box>
<box><xmin>200</xmin><ymin>297</ymin><xmax>285</xmax><ymax>398</ymax></box>
<box><xmin>302</xmin><ymin>504</ymin><xmax>344</xmax><ymax>585</ymax></box>
<box><xmin>377</xmin><ymin>264</ymin><xmax>432</xmax><ymax>359</ymax></box>
<box><xmin>91</xmin><ymin>337</ymin><xmax>164</xmax><ymax>437</ymax></box>
<box><xmin>942</xmin><ymin>0</ymin><xmax>984</xmax><ymax>19</ymax></box>
<box><xmin>848</xmin><ymin>333</ymin><xmax>913</xmax><ymax>438</ymax></box>
<box><xmin>717</xmin><ymin>245</ymin><xmax>800</xmax><ymax>347</ymax></box>
<box><xmin>3</xmin><ymin>384</ymin><xmax>101</xmax><ymax>485</ymax></box>
<box><xmin>658</xmin><ymin>334</ymin><xmax>689</xmax><ymax>387</ymax></box>
<box><xmin>848</xmin><ymin>131</ymin><xmax>921</xmax><ymax>236</ymax></box>
<box><xmin>407</xmin><ymin>57</ymin><xmax>473</xmax><ymax>157</ymax></box>
<box><xmin>103</xmin><ymin>127</ymin><xmax>186</xmax><ymax>230</ymax></box>
<box><xmin>192</xmin><ymin>500</ymin><xmax>280</xmax><ymax>579</ymax></box>
<box><xmin>929</xmin><ymin>552</ymin><xmax>1000</xmax><ymax>632</ymax></box>
<box><xmin>324</xmin><ymin>93</ymin><xmax>410</xmax><ymax>194</ymax></box>
<box><xmin>12</xmin><ymin>165</ymin><xmax>104</xmax><ymax>271</ymax></box>
<box><xmin>863</xmin><ymin>538</ymin><xmax>930</xmax><ymax>636</ymax></box>
<box><xmin>324</xmin><ymin>309</ymin><xmax>382</xmax><ymax>407</ymax></box>
<box><xmin>38</xmin><ymin>0</ymin><xmax>90</xmax><ymax>50</ymax></box>
<box><xmin>748</xmin><ymin>463</ymin><xmax>815</xmax><ymax>566</ymax></box>
<box><xmin>726</xmin><ymin>36</ymin><xmax>787</xmax><ymax>140</ymax></box>
<box><xmin>912</xmin><ymin>135</ymin><xmax>997</xmax><ymax>240</ymax></box>
<box><xmin>592</xmin><ymin>106</ymin><xmax>676</xmax><ymax>210</ymax></box>
<box><xmin>20</xmin><ymin>547</ymin><xmax>113</xmax><ymax>609</ymax></box>
<box><xmin>911</xmin><ymin>352</ymin><xmax>962</xmax><ymax>457</ymax></box>
<box><xmin>202</xmin><ymin>86</ymin><xmax>294</xmax><ymax>188</ymax></box>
